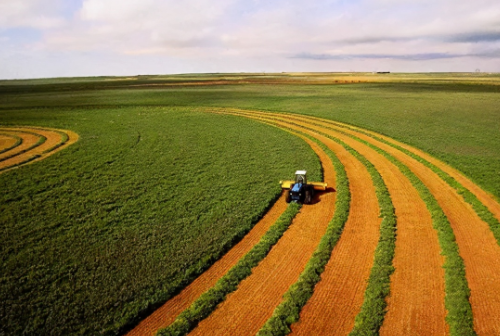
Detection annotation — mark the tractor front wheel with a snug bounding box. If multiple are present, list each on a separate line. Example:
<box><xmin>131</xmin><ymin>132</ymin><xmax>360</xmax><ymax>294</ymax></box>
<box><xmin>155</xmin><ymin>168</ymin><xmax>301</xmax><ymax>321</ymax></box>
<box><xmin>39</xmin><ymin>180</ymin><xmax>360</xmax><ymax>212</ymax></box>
<box><xmin>285</xmin><ymin>190</ymin><xmax>291</xmax><ymax>203</ymax></box>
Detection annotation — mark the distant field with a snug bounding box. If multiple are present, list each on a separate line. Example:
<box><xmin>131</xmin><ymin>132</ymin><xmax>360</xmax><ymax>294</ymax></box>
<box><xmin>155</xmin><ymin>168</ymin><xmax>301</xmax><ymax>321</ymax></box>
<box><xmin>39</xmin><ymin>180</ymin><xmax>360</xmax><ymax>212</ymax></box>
<box><xmin>0</xmin><ymin>73</ymin><xmax>499</xmax><ymax>335</ymax></box>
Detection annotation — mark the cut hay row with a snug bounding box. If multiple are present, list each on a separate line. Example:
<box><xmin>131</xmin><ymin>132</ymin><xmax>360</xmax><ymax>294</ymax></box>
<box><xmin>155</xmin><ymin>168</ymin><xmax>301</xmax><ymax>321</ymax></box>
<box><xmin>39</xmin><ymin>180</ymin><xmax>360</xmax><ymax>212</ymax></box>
<box><xmin>0</xmin><ymin>127</ymin><xmax>77</xmax><ymax>173</ymax></box>
<box><xmin>158</xmin><ymin>202</ymin><xmax>302</xmax><ymax>336</ymax></box>
<box><xmin>304</xmin><ymin>115</ymin><xmax>500</xmax><ymax>246</ymax></box>
<box><xmin>248</xmin><ymin>111</ymin><xmax>448</xmax><ymax>334</ymax></box>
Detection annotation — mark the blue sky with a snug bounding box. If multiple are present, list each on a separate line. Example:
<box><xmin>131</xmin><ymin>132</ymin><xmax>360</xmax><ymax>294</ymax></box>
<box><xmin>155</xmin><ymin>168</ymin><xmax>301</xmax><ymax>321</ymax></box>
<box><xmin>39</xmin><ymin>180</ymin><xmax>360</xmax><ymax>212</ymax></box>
<box><xmin>1</xmin><ymin>0</ymin><xmax>499</xmax><ymax>79</ymax></box>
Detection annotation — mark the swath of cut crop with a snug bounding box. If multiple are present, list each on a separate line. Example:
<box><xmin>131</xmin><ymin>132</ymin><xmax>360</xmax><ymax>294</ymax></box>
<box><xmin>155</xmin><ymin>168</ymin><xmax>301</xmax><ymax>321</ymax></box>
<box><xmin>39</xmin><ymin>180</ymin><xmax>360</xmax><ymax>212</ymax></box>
<box><xmin>126</xmin><ymin>195</ymin><xmax>289</xmax><ymax>336</ymax></box>
<box><xmin>289</xmin><ymin>132</ymin><xmax>381</xmax><ymax>335</ymax></box>
<box><xmin>227</xmin><ymin>110</ymin><xmax>447</xmax><ymax>335</ymax></box>
<box><xmin>0</xmin><ymin>127</ymin><xmax>77</xmax><ymax>173</ymax></box>
<box><xmin>188</xmin><ymin>135</ymin><xmax>336</xmax><ymax>336</ymax></box>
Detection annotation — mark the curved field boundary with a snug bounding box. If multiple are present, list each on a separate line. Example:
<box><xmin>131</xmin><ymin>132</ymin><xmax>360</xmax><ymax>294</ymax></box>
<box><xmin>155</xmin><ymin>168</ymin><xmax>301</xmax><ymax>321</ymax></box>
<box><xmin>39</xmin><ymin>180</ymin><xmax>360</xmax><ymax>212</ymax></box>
<box><xmin>0</xmin><ymin>133</ymin><xmax>22</xmax><ymax>154</ymax></box>
<box><xmin>0</xmin><ymin>126</ymin><xmax>77</xmax><ymax>173</ymax></box>
<box><xmin>127</xmin><ymin>196</ymin><xmax>290</xmax><ymax>336</ymax></box>
<box><xmin>224</xmin><ymin>109</ymin><xmax>449</xmax><ymax>334</ymax></box>
<box><xmin>158</xmin><ymin>203</ymin><xmax>302</xmax><ymax>336</ymax></box>
<box><xmin>187</xmin><ymin>133</ymin><xmax>337</xmax><ymax>336</ymax></box>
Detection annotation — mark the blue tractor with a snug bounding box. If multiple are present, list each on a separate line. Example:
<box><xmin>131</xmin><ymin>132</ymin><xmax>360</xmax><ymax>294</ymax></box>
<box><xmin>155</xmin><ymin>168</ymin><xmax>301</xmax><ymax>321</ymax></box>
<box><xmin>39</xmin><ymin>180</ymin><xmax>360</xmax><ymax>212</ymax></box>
<box><xmin>280</xmin><ymin>170</ymin><xmax>327</xmax><ymax>204</ymax></box>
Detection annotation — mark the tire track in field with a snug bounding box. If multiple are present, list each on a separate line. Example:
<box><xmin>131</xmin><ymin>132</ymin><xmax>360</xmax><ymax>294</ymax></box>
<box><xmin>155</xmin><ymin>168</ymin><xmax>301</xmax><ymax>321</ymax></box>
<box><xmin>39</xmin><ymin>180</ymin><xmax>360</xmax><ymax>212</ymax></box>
<box><xmin>0</xmin><ymin>127</ymin><xmax>77</xmax><ymax>173</ymax></box>
<box><xmin>188</xmin><ymin>135</ymin><xmax>336</xmax><ymax>336</ymax></box>
<box><xmin>228</xmin><ymin>110</ymin><xmax>447</xmax><ymax>335</ymax></box>
<box><xmin>126</xmin><ymin>196</ymin><xmax>289</xmax><ymax>336</ymax></box>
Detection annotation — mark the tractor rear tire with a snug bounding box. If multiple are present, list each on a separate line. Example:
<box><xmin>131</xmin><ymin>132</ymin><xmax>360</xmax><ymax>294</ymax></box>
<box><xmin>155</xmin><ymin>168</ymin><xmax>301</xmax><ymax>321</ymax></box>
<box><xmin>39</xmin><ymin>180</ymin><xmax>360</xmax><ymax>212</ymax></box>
<box><xmin>285</xmin><ymin>190</ymin><xmax>291</xmax><ymax>203</ymax></box>
<box><xmin>304</xmin><ymin>188</ymin><xmax>312</xmax><ymax>204</ymax></box>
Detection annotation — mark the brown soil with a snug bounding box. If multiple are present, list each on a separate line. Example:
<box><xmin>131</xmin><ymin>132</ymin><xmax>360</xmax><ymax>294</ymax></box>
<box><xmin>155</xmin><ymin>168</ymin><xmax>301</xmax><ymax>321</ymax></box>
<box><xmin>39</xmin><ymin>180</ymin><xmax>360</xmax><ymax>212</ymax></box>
<box><xmin>227</xmin><ymin>110</ymin><xmax>447</xmax><ymax>335</ymax></box>
<box><xmin>0</xmin><ymin>135</ymin><xmax>17</xmax><ymax>152</ymax></box>
<box><xmin>126</xmin><ymin>195</ymin><xmax>289</xmax><ymax>336</ymax></box>
<box><xmin>0</xmin><ymin>127</ymin><xmax>77</xmax><ymax>173</ymax></box>
<box><xmin>189</xmin><ymin>135</ymin><xmax>336</xmax><ymax>336</ymax></box>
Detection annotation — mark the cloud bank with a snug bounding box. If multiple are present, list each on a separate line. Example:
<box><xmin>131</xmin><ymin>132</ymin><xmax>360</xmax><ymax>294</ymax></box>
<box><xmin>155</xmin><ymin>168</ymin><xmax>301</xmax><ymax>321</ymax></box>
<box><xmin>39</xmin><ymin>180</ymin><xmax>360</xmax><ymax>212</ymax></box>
<box><xmin>1</xmin><ymin>0</ymin><xmax>500</xmax><ymax>78</ymax></box>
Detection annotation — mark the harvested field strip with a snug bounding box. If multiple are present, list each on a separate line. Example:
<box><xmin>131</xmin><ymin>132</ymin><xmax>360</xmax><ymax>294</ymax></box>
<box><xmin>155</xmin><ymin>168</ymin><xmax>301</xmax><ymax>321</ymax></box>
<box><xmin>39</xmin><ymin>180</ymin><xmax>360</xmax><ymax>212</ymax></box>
<box><xmin>0</xmin><ymin>133</ymin><xmax>22</xmax><ymax>154</ymax></box>
<box><xmin>158</xmin><ymin>202</ymin><xmax>301</xmax><ymax>336</ymax></box>
<box><xmin>226</xmin><ymin>109</ymin><xmax>447</xmax><ymax>335</ymax></box>
<box><xmin>187</xmin><ymin>133</ymin><xmax>336</xmax><ymax>336</ymax></box>
<box><xmin>126</xmin><ymin>196</ymin><xmax>289</xmax><ymax>336</ymax></box>
<box><xmin>228</xmin><ymin>111</ymin><xmax>400</xmax><ymax>335</ymax></box>
<box><xmin>256</xmin><ymin>131</ymin><xmax>352</xmax><ymax>336</ymax></box>
<box><xmin>0</xmin><ymin>127</ymin><xmax>77</xmax><ymax>173</ymax></box>
<box><xmin>307</xmin><ymin>116</ymin><xmax>500</xmax><ymax>247</ymax></box>
<box><xmin>287</xmin><ymin>116</ymin><xmax>472</xmax><ymax>335</ymax></box>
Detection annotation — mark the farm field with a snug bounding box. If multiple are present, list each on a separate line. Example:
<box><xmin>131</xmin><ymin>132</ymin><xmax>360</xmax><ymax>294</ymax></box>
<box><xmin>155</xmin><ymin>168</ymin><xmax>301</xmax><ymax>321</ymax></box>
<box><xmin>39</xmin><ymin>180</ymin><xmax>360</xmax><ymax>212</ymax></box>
<box><xmin>1</xmin><ymin>73</ymin><xmax>500</xmax><ymax>335</ymax></box>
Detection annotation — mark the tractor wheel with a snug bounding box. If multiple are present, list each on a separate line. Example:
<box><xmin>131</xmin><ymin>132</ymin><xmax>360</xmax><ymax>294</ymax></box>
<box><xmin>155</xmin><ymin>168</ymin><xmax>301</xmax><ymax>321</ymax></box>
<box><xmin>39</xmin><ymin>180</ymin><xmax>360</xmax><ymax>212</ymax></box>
<box><xmin>304</xmin><ymin>188</ymin><xmax>312</xmax><ymax>204</ymax></box>
<box><xmin>285</xmin><ymin>190</ymin><xmax>291</xmax><ymax>203</ymax></box>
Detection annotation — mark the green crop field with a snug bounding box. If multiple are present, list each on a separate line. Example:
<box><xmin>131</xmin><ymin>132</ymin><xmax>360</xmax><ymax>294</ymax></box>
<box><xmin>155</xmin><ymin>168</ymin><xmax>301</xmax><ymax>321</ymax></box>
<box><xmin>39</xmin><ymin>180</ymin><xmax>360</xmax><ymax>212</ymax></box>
<box><xmin>0</xmin><ymin>73</ymin><xmax>499</xmax><ymax>335</ymax></box>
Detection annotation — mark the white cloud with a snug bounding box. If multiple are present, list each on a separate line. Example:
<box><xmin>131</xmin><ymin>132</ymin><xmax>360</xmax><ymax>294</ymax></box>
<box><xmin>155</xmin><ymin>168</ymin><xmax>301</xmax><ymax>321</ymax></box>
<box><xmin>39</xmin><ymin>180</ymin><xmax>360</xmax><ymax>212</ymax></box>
<box><xmin>0</xmin><ymin>0</ymin><xmax>65</xmax><ymax>29</ymax></box>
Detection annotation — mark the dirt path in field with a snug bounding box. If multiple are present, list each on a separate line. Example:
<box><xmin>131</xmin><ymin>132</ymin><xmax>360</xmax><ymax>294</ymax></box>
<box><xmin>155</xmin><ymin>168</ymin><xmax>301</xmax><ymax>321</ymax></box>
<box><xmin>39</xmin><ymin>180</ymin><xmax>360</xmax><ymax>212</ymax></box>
<box><xmin>228</xmin><ymin>110</ymin><xmax>447</xmax><ymax>335</ymax></box>
<box><xmin>0</xmin><ymin>134</ymin><xmax>18</xmax><ymax>152</ymax></box>
<box><xmin>126</xmin><ymin>196</ymin><xmax>289</xmax><ymax>336</ymax></box>
<box><xmin>189</xmin><ymin>135</ymin><xmax>336</xmax><ymax>336</ymax></box>
<box><xmin>0</xmin><ymin>127</ymin><xmax>77</xmax><ymax>173</ymax></box>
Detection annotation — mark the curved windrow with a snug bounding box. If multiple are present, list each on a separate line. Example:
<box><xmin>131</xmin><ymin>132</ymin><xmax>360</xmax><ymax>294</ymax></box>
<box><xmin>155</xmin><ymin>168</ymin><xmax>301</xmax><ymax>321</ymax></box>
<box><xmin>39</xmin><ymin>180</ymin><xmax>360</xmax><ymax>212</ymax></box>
<box><xmin>0</xmin><ymin>126</ymin><xmax>78</xmax><ymax>173</ymax></box>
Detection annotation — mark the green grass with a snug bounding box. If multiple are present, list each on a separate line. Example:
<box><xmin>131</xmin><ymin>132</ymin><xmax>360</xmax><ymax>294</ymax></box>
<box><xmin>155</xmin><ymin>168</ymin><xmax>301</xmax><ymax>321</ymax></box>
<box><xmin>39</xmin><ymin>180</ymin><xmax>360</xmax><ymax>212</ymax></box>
<box><xmin>0</xmin><ymin>107</ymin><xmax>320</xmax><ymax>335</ymax></box>
<box><xmin>1</xmin><ymin>76</ymin><xmax>498</xmax><ymax>200</ymax></box>
<box><xmin>0</xmin><ymin>73</ymin><xmax>497</xmax><ymax>335</ymax></box>
<box><xmin>158</xmin><ymin>202</ymin><xmax>301</xmax><ymax>336</ymax></box>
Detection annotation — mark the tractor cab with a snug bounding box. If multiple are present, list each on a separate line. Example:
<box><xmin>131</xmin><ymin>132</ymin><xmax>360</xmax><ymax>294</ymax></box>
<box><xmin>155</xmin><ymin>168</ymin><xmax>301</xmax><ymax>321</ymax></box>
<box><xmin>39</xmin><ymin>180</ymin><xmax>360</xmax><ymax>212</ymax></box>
<box><xmin>294</xmin><ymin>170</ymin><xmax>307</xmax><ymax>185</ymax></box>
